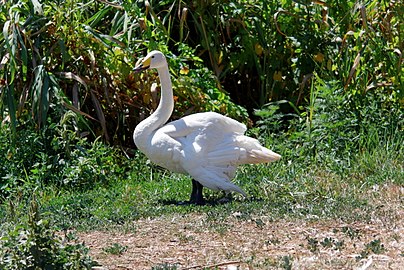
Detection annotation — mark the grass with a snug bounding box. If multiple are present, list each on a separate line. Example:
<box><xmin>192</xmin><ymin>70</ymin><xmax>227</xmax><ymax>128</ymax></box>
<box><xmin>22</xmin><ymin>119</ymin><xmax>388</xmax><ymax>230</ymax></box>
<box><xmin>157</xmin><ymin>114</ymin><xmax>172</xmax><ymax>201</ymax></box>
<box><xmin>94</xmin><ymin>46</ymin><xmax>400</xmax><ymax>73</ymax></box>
<box><xmin>1</xmin><ymin>95</ymin><xmax>402</xmax><ymax>268</ymax></box>
<box><xmin>102</xmin><ymin>243</ymin><xmax>128</xmax><ymax>255</ymax></box>
<box><xmin>0</xmin><ymin>131</ymin><xmax>402</xmax><ymax>269</ymax></box>
<box><xmin>3</xmin><ymin>138</ymin><xmax>399</xmax><ymax>232</ymax></box>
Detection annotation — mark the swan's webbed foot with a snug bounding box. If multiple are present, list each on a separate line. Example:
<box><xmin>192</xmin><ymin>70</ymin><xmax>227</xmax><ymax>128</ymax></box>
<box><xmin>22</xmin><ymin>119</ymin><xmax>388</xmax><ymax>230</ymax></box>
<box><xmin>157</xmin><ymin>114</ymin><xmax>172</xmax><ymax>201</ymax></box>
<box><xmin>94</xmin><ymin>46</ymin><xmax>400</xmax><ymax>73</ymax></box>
<box><xmin>190</xmin><ymin>179</ymin><xmax>205</xmax><ymax>205</ymax></box>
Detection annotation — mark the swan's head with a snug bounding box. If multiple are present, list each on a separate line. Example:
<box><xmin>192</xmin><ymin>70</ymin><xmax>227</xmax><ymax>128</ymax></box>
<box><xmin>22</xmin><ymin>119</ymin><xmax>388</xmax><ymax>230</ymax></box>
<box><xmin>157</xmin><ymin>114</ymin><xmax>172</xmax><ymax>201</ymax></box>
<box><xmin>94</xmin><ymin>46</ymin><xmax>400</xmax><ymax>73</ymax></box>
<box><xmin>134</xmin><ymin>50</ymin><xmax>167</xmax><ymax>72</ymax></box>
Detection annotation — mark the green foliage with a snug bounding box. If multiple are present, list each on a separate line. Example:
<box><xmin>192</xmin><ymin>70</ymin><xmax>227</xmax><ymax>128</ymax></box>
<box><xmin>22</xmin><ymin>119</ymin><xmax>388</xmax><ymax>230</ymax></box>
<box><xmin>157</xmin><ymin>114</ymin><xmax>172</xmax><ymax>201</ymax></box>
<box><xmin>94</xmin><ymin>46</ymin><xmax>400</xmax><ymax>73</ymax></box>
<box><xmin>0</xmin><ymin>0</ymin><xmax>401</xmax><ymax>148</ymax></box>
<box><xmin>0</xmin><ymin>198</ymin><xmax>95</xmax><ymax>269</ymax></box>
<box><xmin>280</xmin><ymin>255</ymin><xmax>293</xmax><ymax>270</ymax></box>
<box><xmin>0</xmin><ymin>119</ymin><xmax>128</xmax><ymax>200</ymax></box>
<box><xmin>358</xmin><ymin>239</ymin><xmax>386</xmax><ymax>260</ymax></box>
<box><xmin>194</xmin><ymin>0</ymin><xmax>403</xmax><ymax>108</ymax></box>
<box><xmin>341</xmin><ymin>226</ymin><xmax>361</xmax><ymax>240</ymax></box>
<box><xmin>0</xmin><ymin>0</ymin><xmax>248</xmax><ymax>147</ymax></box>
<box><xmin>255</xmin><ymin>74</ymin><xmax>403</xmax><ymax>166</ymax></box>
<box><xmin>306</xmin><ymin>236</ymin><xmax>319</xmax><ymax>253</ymax></box>
<box><xmin>103</xmin><ymin>243</ymin><xmax>127</xmax><ymax>255</ymax></box>
<box><xmin>306</xmin><ymin>236</ymin><xmax>344</xmax><ymax>254</ymax></box>
<box><xmin>151</xmin><ymin>263</ymin><xmax>178</xmax><ymax>270</ymax></box>
<box><xmin>320</xmin><ymin>237</ymin><xmax>344</xmax><ymax>251</ymax></box>
<box><xmin>168</xmin><ymin>44</ymin><xmax>248</xmax><ymax>120</ymax></box>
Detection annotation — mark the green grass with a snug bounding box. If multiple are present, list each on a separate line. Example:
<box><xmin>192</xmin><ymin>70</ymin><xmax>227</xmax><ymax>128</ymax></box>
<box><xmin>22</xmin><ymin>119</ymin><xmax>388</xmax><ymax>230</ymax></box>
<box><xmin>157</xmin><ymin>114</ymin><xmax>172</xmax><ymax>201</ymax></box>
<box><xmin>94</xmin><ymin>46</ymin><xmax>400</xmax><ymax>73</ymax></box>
<box><xmin>103</xmin><ymin>243</ymin><xmax>128</xmax><ymax>255</ymax></box>
<box><xmin>2</xmin><ymin>139</ymin><xmax>400</xmax><ymax>233</ymax></box>
<box><xmin>0</xmin><ymin>118</ymin><xmax>402</xmax><ymax>269</ymax></box>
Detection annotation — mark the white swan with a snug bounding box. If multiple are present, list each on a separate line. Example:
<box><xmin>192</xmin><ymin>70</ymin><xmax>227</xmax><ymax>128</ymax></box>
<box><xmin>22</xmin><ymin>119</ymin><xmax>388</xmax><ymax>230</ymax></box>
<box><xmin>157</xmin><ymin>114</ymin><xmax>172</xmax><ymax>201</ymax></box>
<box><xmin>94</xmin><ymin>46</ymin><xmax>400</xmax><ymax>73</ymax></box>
<box><xmin>133</xmin><ymin>50</ymin><xmax>281</xmax><ymax>205</ymax></box>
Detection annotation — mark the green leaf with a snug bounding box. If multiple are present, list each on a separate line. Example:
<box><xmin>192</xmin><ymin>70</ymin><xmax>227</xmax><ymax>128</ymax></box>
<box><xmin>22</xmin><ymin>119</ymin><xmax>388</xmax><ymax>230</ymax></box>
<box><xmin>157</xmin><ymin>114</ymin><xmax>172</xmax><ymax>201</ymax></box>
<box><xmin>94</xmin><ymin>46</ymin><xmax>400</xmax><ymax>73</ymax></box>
<box><xmin>85</xmin><ymin>6</ymin><xmax>112</xmax><ymax>27</ymax></box>
<box><xmin>32</xmin><ymin>65</ymin><xmax>50</xmax><ymax>128</ymax></box>
<box><xmin>15</xmin><ymin>26</ymin><xmax>28</xmax><ymax>77</ymax></box>
<box><xmin>6</xmin><ymin>83</ymin><xmax>17</xmax><ymax>134</ymax></box>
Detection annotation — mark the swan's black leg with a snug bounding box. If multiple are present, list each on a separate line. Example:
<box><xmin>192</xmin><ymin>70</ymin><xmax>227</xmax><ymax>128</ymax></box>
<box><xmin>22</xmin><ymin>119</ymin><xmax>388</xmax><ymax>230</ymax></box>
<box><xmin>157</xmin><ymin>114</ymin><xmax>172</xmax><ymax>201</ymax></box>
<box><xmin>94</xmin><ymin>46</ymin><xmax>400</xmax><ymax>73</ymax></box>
<box><xmin>190</xmin><ymin>179</ymin><xmax>198</xmax><ymax>202</ymax></box>
<box><xmin>190</xmin><ymin>179</ymin><xmax>205</xmax><ymax>205</ymax></box>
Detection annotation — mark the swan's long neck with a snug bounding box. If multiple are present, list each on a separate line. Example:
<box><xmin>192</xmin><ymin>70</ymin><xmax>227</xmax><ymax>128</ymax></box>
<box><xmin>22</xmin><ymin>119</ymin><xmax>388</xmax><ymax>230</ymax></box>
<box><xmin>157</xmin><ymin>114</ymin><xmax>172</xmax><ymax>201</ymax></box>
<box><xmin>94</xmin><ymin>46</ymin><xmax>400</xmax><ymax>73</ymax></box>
<box><xmin>134</xmin><ymin>63</ymin><xmax>173</xmax><ymax>148</ymax></box>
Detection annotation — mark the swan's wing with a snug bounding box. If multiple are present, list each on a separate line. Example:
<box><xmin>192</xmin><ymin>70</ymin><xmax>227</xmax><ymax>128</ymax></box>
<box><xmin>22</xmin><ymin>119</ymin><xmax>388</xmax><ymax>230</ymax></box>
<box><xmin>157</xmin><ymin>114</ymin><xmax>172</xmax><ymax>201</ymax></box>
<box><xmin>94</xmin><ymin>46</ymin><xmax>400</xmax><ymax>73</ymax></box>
<box><xmin>157</xmin><ymin>111</ymin><xmax>279</xmax><ymax>195</ymax></box>
<box><xmin>159</xmin><ymin>111</ymin><xmax>249</xmax><ymax>167</ymax></box>
<box><xmin>158</xmin><ymin>111</ymin><xmax>246</xmax><ymax>138</ymax></box>
<box><xmin>160</xmin><ymin>111</ymin><xmax>280</xmax><ymax>165</ymax></box>
<box><xmin>158</xmin><ymin>112</ymin><xmax>248</xmax><ymax>195</ymax></box>
<box><xmin>144</xmin><ymin>112</ymin><xmax>241</xmax><ymax>174</ymax></box>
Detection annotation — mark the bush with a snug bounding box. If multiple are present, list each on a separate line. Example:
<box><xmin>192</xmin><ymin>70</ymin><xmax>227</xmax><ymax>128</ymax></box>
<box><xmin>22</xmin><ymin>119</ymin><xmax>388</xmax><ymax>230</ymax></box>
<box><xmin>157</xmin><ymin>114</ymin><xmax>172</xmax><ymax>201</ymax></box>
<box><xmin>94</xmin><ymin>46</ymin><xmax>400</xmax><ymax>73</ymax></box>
<box><xmin>0</xmin><ymin>199</ymin><xmax>96</xmax><ymax>269</ymax></box>
<box><xmin>255</xmin><ymin>75</ymin><xmax>403</xmax><ymax>164</ymax></box>
<box><xmin>0</xmin><ymin>118</ymin><xmax>128</xmax><ymax>200</ymax></box>
<box><xmin>0</xmin><ymin>0</ymin><xmax>249</xmax><ymax>147</ymax></box>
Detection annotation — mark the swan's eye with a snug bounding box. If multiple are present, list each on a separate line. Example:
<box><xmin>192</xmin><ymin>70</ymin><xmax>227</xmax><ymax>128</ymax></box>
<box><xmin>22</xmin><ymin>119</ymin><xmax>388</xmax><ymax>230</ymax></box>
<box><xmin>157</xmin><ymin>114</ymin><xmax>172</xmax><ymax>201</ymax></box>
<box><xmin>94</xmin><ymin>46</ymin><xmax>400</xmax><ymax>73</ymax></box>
<box><xmin>151</xmin><ymin>56</ymin><xmax>155</xmax><ymax>58</ymax></box>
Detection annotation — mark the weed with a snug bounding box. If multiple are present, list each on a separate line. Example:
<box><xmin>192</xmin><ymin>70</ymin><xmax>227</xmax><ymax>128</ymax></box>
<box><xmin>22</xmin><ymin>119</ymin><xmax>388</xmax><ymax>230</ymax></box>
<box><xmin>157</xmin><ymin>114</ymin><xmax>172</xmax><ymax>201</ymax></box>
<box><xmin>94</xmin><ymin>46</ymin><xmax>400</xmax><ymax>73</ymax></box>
<box><xmin>261</xmin><ymin>257</ymin><xmax>279</xmax><ymax>267</ymax></box>
<box><xmin>253</xmin><ymin>218</ymin><xmax>265</xmax><ymax>228</ymax></box>
<box><xmin>151</xmin><ymin>263</ymin><xmax>178</xmax><ymax>270</ymax></box>
<box><xmin>358</xmin><ymin>239</ymin><xmax>386</xmax><ymax>259</ymax></box>
<box><xmin>320</xmin><ymin>237</ymin><xmax>345</xmax><ymax>251</ymax></box>
<box><xmin>306</xmin><ymin>237</ymin><xmax>319</xmax><ymax>253</ymax></box>
<box><xmin>341</xmin><ymin>226</ymin><xmax>361</xmax><ymax>240</ymax></box>
<box><xmin>320</xmin><ymin>237</ymin><xmax>334</xmax><ymax>248</ymax></box>
<box><xmin>103</xmin><ymin>243</ymin><xmax>128</xmax><ymax>255</ymax></box>
<box><xmin>0</xmin><ymin>198</ymin><xmax>96</xmax><ymax>269</ymax></box>
<box><xmin>280</xmin><ymin>255</ymin><xmax>293</xmax><ymax>270</ymax></box>
<box><xmin>176</xmin><ymin>232</ymin><xmax>194</xmax><ymax>244</ymax></box>
<box><xmin>265</xmin><ymin>237</ymin><xmax>281</xmax><ymax>246</ymax></box>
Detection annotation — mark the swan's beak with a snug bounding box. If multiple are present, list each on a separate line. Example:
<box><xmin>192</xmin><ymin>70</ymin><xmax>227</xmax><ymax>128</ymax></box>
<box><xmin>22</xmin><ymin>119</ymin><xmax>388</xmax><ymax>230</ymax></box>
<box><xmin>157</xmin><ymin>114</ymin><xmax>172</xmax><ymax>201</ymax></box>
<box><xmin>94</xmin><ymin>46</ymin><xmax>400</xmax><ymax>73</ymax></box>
<box><xmin>133</xmin><ymin>57</ymin><xmax>151</xmax><ymax>73</ymax></box>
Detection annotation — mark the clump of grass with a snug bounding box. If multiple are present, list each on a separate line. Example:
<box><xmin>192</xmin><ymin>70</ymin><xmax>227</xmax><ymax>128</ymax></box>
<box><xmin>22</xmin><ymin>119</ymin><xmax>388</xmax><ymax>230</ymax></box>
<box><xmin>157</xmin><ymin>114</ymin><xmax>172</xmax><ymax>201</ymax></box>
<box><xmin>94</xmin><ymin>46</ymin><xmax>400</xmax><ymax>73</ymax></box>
<box><xmin>340</xmin><ymin>226</ymin><xmax>361</xmax><ymax>240</ymax></box>
<box><xmin>103</xmin><ymin>243</ymin><xmax>127</xmax><ymax>255</ymax></box>
<box><xmin>320</xmin><ymin>237</ymin><xmax>345</xmax><ymax>251</ymax></box>
<box><xmin>306</xmin><ymin>237</ymin><xmax>320</xmax><ymax>253</ymax></box>
<box><xmin>278</xmin><ymin>255</ymin><xmax>293</xmax><ymax>270</ymax></box>
<box><xmin>358</xmin><ymin>239</ymin><xmax>386</xmax><ymax>260</ymax></box>
<box><xmin>151</xmin><ymin>263</ymin><xmax>178</xmax><ymax>270</ymax></box>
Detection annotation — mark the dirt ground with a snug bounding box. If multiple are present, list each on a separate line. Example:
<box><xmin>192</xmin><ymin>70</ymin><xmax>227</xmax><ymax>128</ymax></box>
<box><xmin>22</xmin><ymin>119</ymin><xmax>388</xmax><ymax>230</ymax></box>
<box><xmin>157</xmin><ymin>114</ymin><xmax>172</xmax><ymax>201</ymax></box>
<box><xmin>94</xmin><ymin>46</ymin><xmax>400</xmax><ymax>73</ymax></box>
<box><xmin>80</xmin><ymin>210</ymin><xmax>403</xmax><ymax>270</ymax></box>
<box><xmin>79</xmin><ymin>183</ymin><xmax>403</xmax><ymax>269</ymax></box>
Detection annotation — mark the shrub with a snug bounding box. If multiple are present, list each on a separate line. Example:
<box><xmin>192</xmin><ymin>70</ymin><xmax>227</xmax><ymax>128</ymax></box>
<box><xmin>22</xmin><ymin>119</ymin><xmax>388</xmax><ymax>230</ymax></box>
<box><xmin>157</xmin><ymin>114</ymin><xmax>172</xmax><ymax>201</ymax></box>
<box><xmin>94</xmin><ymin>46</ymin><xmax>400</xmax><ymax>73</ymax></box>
<box><xmin>0</xmin><ymin>119</ymin><xmax>128</xmax><ymax>200</ymax></box>
<box><xmin>255</xmin><ymin>75</ymin><xmax>403</xmax><ymax>164</ymax></box>
<box><xmin>0</xmin><ymin>199</ymin><xmax>96</xmax><ymax>269</ymax></box>
<box><xmin>0</xmin><ymin>0</ymin><xmax>249</xmax><ymax>148</ymax></box>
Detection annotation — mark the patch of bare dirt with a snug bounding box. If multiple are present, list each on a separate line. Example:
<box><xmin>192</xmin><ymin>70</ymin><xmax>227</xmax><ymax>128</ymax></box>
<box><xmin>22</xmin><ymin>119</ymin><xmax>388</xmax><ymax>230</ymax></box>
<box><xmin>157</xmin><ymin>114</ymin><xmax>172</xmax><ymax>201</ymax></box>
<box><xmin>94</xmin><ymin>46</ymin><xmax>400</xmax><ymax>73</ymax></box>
<box><xmin>80</xmin><ymin>204</ymin><xmax>403</xmax><ymax>270</ymax></box>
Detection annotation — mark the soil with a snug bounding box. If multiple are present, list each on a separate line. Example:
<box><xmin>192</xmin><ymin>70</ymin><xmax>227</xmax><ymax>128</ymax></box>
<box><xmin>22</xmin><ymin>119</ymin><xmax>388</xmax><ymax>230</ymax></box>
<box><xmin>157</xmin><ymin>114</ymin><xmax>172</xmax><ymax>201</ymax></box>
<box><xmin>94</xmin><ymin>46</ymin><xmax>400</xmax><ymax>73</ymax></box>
<box><xmin>79</xmin><ymin>184</ymin><xmax>403</xmax><ymax>269</ymax></box>
<box><xmin>80</xmin><ymin>212</ymin><xmax>403</xmax><ymax>269</ymax></box>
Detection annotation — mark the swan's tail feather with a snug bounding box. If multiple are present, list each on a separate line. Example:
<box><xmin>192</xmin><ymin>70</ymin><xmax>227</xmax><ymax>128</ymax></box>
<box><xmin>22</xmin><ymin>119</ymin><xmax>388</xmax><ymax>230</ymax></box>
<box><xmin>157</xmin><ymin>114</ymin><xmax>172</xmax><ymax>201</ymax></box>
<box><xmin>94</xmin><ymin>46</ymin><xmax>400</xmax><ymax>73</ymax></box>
<box><xmin>246</xmin><ymin>148</ymin><xmax>281</xmax><ymax>164</ymax></box>
<box><xmin>206</xmin><ymin>177</ymin><xmax>247</xmax><ymax>197</ymax></box>
<box><xmin>236</xmin><ymin>136</ymin><xmax>281</xmax><ymax>164</ymax></box>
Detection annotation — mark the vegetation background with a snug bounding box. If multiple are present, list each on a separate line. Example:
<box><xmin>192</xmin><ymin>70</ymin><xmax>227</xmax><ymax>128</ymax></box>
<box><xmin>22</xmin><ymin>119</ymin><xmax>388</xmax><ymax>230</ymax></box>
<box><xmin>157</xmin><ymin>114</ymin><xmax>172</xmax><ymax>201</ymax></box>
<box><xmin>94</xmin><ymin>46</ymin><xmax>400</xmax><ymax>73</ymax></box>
<box><xmin>0</xmin><ymin>0</ymin><xmax>402</xmax><ymax>269</ymax></box>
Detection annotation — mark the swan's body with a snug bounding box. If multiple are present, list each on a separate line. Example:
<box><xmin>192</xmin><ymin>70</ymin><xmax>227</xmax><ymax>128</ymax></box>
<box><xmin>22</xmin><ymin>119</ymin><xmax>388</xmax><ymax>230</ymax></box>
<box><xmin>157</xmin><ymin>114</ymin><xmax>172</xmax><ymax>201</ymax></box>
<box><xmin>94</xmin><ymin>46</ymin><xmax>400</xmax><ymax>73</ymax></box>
<box><xmin>134</xmin><ymin>51</ymin><xmax>280</xmax><ymax>204</ymax></box>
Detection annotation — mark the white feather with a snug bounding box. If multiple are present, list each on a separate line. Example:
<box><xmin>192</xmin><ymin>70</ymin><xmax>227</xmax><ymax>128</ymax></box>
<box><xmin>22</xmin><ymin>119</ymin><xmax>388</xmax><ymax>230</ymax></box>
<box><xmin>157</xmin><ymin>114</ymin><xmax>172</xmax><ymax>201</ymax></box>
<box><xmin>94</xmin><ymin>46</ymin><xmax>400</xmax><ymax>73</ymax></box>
<box><xmin>133</xmin><ymin>51</ymin><xmax>281</xmax><ymax>196</ymax></box>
